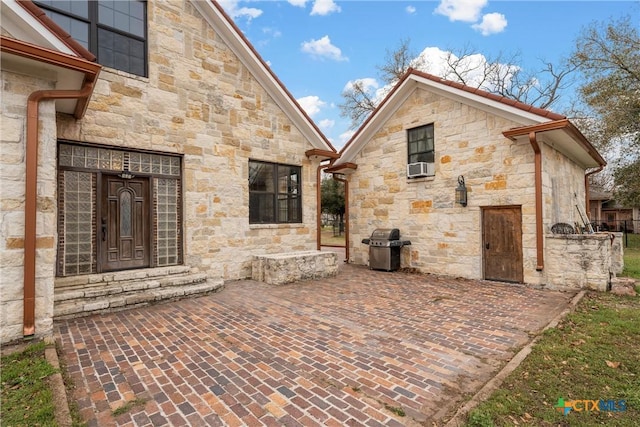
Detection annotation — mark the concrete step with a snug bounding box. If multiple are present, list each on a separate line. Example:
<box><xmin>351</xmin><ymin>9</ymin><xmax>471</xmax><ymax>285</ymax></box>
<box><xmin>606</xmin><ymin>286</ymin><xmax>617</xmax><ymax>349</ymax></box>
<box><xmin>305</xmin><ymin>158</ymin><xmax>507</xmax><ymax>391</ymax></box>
<box><xmin>53</xmin><ymin>271</ymin><xmax>224</xmax><ymax>319</ymax></box>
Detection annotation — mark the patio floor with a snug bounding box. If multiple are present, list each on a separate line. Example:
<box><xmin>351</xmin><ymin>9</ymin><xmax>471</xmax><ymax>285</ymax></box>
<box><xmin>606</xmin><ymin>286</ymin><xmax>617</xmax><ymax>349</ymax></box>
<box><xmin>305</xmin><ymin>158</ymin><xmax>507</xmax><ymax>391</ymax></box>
<box><xmin>55</xmin><ymin>264</ymin><xmax>573</xmax><ymax>426</ymax></box>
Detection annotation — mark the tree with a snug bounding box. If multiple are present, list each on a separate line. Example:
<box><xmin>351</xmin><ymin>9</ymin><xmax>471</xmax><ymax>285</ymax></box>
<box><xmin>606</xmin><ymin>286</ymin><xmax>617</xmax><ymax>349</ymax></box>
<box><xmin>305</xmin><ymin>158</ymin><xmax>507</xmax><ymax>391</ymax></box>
<box><xmin>571</xmin><ymin>14</ymin><xmax>640</xmax><ymax>205</ymax></box>
<box><xmin>613</xmin><ymin>162</ymin><xmax>640</xmax><ymax>207</ymax></box>
<box><xmin>339</xmin><ymin>40</ymin><xmax>576</xmax><ymax>129</ymax></box>
<box><xmin>572</xmin><ymin>15</ymin><xmax>640</xmax><ymax>153</ymax></box>
<box><xmin>320</xmin><ymin>175</ymin><xmax>345</xmax><ymax>225</ymax></box>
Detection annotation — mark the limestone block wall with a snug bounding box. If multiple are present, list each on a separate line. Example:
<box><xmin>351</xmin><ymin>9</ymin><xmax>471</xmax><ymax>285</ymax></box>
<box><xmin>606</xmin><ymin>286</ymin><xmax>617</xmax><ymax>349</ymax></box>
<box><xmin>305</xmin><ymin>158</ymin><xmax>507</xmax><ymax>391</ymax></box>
<box><xmin>347</xmin><ymin>88</ymin><xmax>539</xmax><ymax>280</ymax></box>
<box><xmin>55</xmin><ymin>1</ymin><xmax>322</xmax><ymax>281</ymax></box>
<box><xmin>545</xmin><ymin>233</ymin><xmax>616</xmax><ymax>291</ymax></box>
<box><xmin>539</xmin><ymin>141</ymin><xmax>588</xmax><ymax>231</ymax></box>
<box><xmin>346</xmin><ymin>88</ymin><xmax>593</xmax><ymax>285</ymax></box>
<box><xmin>1</xmin><ymin>70</ymin><xmax>58</xmax><ymax>343</ymax></box>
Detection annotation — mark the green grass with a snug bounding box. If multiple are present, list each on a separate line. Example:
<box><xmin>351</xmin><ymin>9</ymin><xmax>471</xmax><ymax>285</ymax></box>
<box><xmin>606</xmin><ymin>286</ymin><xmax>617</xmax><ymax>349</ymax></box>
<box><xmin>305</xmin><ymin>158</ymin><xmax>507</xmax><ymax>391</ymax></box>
<box><xmin>321</xmin><ymin>226</ymin><xmax>346</xmax><ymax>246</ymax></box>
<box><xmin>622</xmin><ymin>234</ymin><xmax>640</xmax><ymax>279</ymax></box>
<box><xmin>464</xmin><ymin>291</ymin><xmax>640</xmax><ymax>426</ymax></box>
<box><xmin>1</xmin><ymin>341</ymin><xmax>58</xmax><ymax>426</ymax></box>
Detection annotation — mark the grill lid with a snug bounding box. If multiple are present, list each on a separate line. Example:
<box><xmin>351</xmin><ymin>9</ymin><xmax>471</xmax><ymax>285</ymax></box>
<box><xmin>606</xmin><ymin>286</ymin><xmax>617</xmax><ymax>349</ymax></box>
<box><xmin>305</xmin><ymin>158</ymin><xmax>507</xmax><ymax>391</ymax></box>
<box><xmin>370</xmin><ymin>228</ymin><xmax>400</xmax><ymax>241</ymax></box>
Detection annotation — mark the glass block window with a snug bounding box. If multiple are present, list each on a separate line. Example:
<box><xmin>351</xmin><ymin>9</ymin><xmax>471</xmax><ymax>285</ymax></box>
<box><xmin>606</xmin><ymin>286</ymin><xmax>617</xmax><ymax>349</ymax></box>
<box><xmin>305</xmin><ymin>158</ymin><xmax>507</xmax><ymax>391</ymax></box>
<box><xmin>59</xmin><ymin>144</ymin><xmax>180</xmax><ymax>176</ymax></box>
<box><xmin>156</xmin><ymin>178</ymin><xmax>180</xmax><ymax>266</ymax></box>
<box><xmin>34</xmin><ymin>0</ymin><xmax>147</xmax><ymax>77</ymax></box>
<box><xmin>61</xmin><ymin>171</ymin><xmax>94</xmax><ymax>275</ymax></box>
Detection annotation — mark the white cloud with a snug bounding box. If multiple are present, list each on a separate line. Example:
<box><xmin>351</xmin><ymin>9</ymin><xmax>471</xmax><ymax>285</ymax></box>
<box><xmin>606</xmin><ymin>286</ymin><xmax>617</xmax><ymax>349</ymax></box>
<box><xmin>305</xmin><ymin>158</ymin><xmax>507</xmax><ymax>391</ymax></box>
<box><xmin>297</xmin><ymin>95</ymin><xmax>326</xmax><ymax>117</ymax></box>
<box><xmin>472</xmin><ymin>13</ymin><xmax>507</xmax><ymax>36</ymax></box>
<box><xmin>406</xmin><ymin>5</ymin><xmax>416</xmax><ymax>15</ymax></box>
<box><xmin>311</xmin><ymin>0</ymin><xmax>341</xmax><ymax>16</ymax></box>
<box><xmin>288</xmin><ymin>0</ymin><xmax>307</xmax><ymax>7</ymax></box>
<box><xmin>217</xmin><ymin>0</ymin><xmax>263</xmax><ymax>20</ymax></box>
<box><xmin>318</xmin><ymin>119</ymin><xmax>335</xmax><ymax>130</ymax></box>
<box><xmin>262</xmin><ymin>27</ymin><xmax>282</xmax><ymax>38</ymax></box>
<box><xmin>343</xmin><ymin>77</ymin><xmax>378</xmax><ymax>93</ymax></box>
<box><xmin>413</xmin><ymin>46</ymin><xmax>519</xmax><ymax>92</ymax></box>
<box><xmin>301</xmin><ymin>36</ymin><xmax>348</xmax><ymax>61</ymax></box>
<box><xmin>434</xmin><ymin>0</ymin><xmax>487</xmax><ymax>23</ymax></box>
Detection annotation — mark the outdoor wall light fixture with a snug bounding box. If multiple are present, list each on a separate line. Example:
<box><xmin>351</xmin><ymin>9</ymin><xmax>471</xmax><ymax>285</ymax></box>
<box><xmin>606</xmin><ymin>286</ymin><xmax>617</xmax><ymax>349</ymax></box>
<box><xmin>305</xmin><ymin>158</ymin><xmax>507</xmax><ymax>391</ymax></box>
<box><xmin>455</xmin><ymin>175</ymin><xmax>467</xmax><ymax>207</ymax></box>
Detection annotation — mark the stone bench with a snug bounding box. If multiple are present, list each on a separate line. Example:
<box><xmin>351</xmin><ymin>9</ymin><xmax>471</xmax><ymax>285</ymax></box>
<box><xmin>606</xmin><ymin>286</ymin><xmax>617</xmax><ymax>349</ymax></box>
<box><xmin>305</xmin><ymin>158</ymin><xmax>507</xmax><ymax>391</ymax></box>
<box><xmin>252</xmin><ymin>250</ymin><xmax>339</xmax><ymax>285</ymax></box>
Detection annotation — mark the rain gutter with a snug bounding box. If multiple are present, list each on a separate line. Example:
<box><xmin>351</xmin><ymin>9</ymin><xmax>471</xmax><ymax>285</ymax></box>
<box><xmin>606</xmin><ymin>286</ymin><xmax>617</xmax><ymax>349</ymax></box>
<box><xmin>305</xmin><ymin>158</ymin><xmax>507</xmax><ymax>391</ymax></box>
<box><xmin>1</xmin><ymin>36</ymin><xmax>101</xmax><ymax>336</ymax></box>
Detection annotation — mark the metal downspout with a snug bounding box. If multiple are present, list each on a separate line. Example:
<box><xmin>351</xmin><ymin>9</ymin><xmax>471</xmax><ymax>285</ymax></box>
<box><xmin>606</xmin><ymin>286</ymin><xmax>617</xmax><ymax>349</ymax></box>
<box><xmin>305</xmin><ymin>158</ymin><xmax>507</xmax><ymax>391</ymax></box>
<box><xmin>585</xmin><ymin>165</ymin><xmax>605</xmax><ymax>222</ymax></box>
<box><xmin>24</xmin><ymin>84</ymin><xmax>95</xmax><ymax>337</ymax></box>
<box><xmin>528</xmin><ymin>131</ymin><xmax>544</xmax><ymax>271</ymax></box>
<box><xmin>332</xmin><ymin>174</ymin><xmax>349</xmax><ymax>263</ymax></box>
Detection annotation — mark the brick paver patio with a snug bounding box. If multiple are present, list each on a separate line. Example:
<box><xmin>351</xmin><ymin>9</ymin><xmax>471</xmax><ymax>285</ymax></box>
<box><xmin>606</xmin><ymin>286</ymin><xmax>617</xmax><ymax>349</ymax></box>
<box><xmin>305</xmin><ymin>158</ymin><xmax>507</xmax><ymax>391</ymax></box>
<box><xmin>56</xmin><ymin>264</ymin><xmax>573</xmax><ymax>426</ymax></box>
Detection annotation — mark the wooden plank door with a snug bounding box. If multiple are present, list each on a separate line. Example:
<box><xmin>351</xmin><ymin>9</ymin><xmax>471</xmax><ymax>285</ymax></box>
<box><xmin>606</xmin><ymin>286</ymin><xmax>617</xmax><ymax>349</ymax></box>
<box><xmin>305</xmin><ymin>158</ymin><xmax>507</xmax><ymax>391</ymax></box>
<box><xmin>482</xmin><ymin>206</ymin><xmax>523</xmax><ymax>283</ymax></box>
<box><xmin>101</xmin><ymin>175</ymin><xmax>150</xmax><ymax>271</ymax></box>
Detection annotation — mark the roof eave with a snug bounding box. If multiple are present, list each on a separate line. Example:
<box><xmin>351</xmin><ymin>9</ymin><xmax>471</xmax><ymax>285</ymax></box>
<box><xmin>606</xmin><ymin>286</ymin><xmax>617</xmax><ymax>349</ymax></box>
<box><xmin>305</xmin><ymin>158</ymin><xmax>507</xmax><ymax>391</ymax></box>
<box><xmin>335</xmin><ymin>69</ymin><xmax>567</xmax><ymax>167</ymax></box>
<box><xmin>503</xmin><ymin>119</ymin><xmax>606</xmax><ymax>169</ymax></box>
<box><xmin>1</xmin><ymin>36</ymin><xmax>101</xmax><ymax>117</ymax></box>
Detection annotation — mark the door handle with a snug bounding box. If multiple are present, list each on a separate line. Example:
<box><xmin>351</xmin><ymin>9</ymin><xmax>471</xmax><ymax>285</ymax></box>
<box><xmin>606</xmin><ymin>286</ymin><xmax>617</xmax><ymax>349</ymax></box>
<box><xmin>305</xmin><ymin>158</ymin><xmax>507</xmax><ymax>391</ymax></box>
<box><xmin>101</xmin><ymin>218</ymin><xmax>107</xmax><ymax>241</ymax></box>
<box><xmin>485</xmin><ymin>242</ymin><xmax>490</xmax><ymax>250</ymax></box>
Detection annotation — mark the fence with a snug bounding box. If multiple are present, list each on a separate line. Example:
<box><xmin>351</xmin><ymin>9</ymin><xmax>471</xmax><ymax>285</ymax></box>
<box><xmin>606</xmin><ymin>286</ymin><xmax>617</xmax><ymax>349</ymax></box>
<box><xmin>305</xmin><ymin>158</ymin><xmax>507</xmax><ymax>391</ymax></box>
<box><xmin>592</xmin><ymin>220</ymin><xmax>640</xmax><ymax>248</ymax></box>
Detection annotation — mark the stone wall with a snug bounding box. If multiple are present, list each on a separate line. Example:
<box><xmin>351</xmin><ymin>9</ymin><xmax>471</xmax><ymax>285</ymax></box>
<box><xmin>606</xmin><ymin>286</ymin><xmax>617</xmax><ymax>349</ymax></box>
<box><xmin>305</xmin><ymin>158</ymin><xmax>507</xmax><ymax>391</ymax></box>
<box><xmin>1</xmin><ymin>70</ymin><xmax>58</xmax><ymax>343</ymax></box>
<box><xmin>346</xmin><ymin>87</ymin><xmax>590</xmax><ymax>285</ymax></box>
<box><xmin>1</xmin><ymin>1</ymin><xmax>325</xmax><ymax>344</ymax></box>
<box><xmin>55</xmin><ymin>1</ymin><xmax>323</xmax><ymax>281</ymax></box>
<box><xmin>545</xmin><ymin>233</ymin><xmax>620</xmax><ymax>291</ymax></box>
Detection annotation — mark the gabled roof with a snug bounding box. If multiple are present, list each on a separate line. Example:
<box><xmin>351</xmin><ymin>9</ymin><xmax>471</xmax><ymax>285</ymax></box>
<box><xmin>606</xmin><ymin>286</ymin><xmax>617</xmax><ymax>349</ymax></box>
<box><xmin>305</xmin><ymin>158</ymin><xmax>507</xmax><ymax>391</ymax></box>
<box><xmin>333</xmin><ymin>68</ymin><xmax>602</xmax><ymax>169</ymax></box>
<box><xmin>193</xmin><ymin>1</ymin><xmax>336</xmax><ymax>154</ymax></box>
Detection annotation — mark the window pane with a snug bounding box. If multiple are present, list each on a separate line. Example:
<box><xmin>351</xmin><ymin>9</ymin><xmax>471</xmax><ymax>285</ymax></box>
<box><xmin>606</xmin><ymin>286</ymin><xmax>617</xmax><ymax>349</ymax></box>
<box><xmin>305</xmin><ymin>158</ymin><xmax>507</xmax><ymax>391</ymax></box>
<box><xmin>98</xmin><ymin>28</ymin><xmax>145</xmax><ymax>76</ymax></box>
<box><xmin>249</xmin><ymin>162</ymin><xmax>275</xmax><ymax>192</ymax></box>
<box><xmin>42</xmin><ymin>10</ymin><xmax>89</xmax><ymax>49</ymax></box>
<box><xmin>98</xmin><ymin>0</ymin><xmax>145</xmax><ymax>38</ymax></box>
<box><xmin>278</xmin><ymin>196</ymin><xmax>289</xmax><ymax>223</ymax></box>
<box><xmin>250</xmin><ymin>193</ymin><xmax>275</xmax><ymax>223</ymax></box>
<box><xmin>38</xmin><ymin>0</ymin><xmax>88</xmax><ymax>18</ymax></box>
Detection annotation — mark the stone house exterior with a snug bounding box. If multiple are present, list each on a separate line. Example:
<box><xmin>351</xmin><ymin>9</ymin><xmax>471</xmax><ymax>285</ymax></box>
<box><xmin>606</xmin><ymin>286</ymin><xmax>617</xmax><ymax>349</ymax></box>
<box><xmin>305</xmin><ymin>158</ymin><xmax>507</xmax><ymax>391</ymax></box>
<box><xmin>328</xmin><ymin>69</ymin><xmax>616</xmax><ymax>290</ymax></box>
<box><xmin>1</xmin><ymin>0</ymin><xmax>336</xmax><ymax>344</ymax></box>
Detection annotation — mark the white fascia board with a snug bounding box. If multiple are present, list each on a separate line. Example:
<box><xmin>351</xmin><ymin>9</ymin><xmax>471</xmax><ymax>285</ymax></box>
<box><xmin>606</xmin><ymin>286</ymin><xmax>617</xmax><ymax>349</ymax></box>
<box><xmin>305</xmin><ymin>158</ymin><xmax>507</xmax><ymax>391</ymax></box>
<box><xmin>1</xmin><ymin>0</ymin><xmax>75</xmax><ymax>55</ymax></box>
<box><xmin>192</xmin><ymin>1</ymin><xmax>333</xmax><ymax>152</ymax></box>
<box><xmin>411</xmin><ymin>74</ymin><xmax>549</xmax><ymax>125</ymax></box>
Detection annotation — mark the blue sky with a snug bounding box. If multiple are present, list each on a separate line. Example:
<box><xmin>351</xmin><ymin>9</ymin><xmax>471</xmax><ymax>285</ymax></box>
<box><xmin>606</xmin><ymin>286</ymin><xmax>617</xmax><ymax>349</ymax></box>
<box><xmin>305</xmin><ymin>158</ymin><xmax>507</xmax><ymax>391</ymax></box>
<box><xmin>218</xmin><ymin>1</ymin><xmax>639</xmax><ymax>149</ymax></box>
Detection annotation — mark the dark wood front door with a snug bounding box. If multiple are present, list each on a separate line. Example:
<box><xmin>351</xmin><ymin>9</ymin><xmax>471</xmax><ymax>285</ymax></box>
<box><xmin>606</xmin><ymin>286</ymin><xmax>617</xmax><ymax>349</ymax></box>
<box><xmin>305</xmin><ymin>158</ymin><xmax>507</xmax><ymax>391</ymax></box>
<box><xmin>483</xmin><ymin>206</ymin><xmax>523</xmax><ymax>283</ymax></box>
<box><xmin>101</xmin><ymin>175</ymin><xmax>150</xmax><ymax>271</ymax></box>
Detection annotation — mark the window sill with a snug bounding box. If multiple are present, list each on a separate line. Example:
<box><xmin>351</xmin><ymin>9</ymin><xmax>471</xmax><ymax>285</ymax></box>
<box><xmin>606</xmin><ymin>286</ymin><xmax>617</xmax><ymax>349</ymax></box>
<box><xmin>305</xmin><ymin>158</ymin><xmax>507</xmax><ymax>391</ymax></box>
<box><xmin>406</xmin><ymin>175</ymin><xmax>435</xmax><ymax>183</ymax></box>
<box><xmin>103</xmin><ymin>66</ymin><xmax>150</xmax><ymax>82</ymax></box>
<box><xmin>250</xmin><ymin>223</ymin><xmax>306</xmax><ymax>230</ymax></box>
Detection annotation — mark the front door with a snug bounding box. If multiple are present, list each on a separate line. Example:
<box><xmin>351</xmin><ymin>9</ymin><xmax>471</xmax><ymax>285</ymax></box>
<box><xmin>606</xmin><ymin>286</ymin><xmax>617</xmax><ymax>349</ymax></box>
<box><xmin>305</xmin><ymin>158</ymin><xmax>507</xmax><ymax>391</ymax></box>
<box><xmin>482</xmin><ymin>206</ymin><xmax>523</xmax><ymax>283</ymax></box>
<box><xmin>101</xmin><ymin>175</ymin><xmax>150</xmax><ymax>271</ymax></box>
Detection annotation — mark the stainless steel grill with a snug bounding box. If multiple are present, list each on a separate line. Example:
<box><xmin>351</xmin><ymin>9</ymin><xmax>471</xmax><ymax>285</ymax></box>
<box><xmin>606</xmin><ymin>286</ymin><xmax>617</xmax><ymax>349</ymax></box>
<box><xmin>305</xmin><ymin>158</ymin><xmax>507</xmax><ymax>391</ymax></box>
<box><xmin>361</xmin><ymin>228</ymin><xmax>411</xmax><ymax>271</ymax></box>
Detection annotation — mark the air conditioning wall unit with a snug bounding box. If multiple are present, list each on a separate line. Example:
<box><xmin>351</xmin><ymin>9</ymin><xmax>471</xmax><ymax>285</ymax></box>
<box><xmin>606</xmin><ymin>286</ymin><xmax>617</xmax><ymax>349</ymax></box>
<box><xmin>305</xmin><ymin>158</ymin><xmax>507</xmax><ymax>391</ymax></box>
<box><xmin>407</xmin><ymin>162</ymin><xmax>434</xmax><ymax>178</ymax></box>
